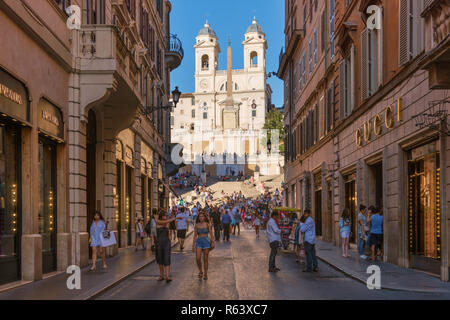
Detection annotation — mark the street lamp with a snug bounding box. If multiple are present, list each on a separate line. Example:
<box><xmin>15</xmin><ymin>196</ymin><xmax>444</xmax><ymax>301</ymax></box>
<box><xmin>267</xmin><ymin>139</ymin><xmax>272</xmax><ymax>154</ymax></box>
<box><xmin>141</xmin><ymin>86</ymin><xmax>181</xmax><ymax>116</ymax></box>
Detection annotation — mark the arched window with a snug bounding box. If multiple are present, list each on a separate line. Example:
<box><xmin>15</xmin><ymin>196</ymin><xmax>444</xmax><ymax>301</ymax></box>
<box><xmin>250</xmin><ymin>51</ymin><xmax>258</xmax><ymax>68</ymax></box>
<box><xmin>201</xmin><ymin>55</ymin><xmax>209</xmax><ymax>70</ymax></box>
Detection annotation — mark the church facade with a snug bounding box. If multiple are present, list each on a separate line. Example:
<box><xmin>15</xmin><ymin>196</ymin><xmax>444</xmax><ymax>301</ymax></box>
<box><xmin>171</xmin><ymin>19</ymin><xmax>283</xmax><ymax>177</ymax></box>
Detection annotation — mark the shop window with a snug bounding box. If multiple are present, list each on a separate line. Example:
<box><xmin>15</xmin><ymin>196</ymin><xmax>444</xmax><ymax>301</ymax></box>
<box><xmin>115</xmin><ymin>160</ymin><xmax>122</xmax><ymax>246</ymax></box>
<box><xmin>0</xmin><ymin>125</ymin><xmax>21</xmax><ymax>285</ymax></box>
<box><xmin>147</xmin><ymin>178</ymin><xmax>153</xmax><ymax>220</ymax></box>
<box><xmin>126</xmin><ymin>166</ymin><xmax>133</xmax><ymax>246</ymax></box>
<box><xmin>38</xmin><ymin>138</ymin><xmax>57</xmax><ymax>274</ymax></box>
<box><xmin>408</xmin><ymin>148</ymin><xmax>441</xmax><ymax>274</ymax></box>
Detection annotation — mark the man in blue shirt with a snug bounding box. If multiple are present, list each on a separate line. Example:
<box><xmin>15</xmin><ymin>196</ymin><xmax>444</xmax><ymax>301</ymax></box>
<box><xmin>300</xmin><ymin>209</ymin><xmax>319</xmax><ymax>272</ymax></box>
<box><xmin>368</xmin><ymin>207</ymin><xmax>383</xmax><ymax>261</ymax></box>
<box><xmin>221</xmin><ymin>209</ymin><xmax>232</xmax><ymax>242</ymax></box>
<box><xmin>266</xmin><ymin>211</ymin><xmax>281</xmax><ymax>272</ymax></box>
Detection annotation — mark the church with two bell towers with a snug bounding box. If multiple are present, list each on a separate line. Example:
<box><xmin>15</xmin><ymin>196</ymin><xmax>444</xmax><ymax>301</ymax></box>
<box><xmin>171</xmin><ymin>18</ymin><xmax>283</xmax><ymax>177</ymax></box>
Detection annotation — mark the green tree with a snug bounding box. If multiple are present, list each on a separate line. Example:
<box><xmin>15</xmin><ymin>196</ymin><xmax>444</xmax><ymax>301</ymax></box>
<box><xmin>262</xmin><ymin>108</ymin><xmax>284</xmax><ymax>153</ymax></box>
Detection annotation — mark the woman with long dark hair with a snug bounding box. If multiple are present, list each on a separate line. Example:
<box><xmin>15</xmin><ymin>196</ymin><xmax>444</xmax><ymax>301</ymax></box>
<box><xmin>155</xmin><ymin>209</ymin><xmax>177</xmax><ymax>282</ymax></box>
<box><xmin>89</xmin><ymin>211</ymin><xmax>107</xmax><ymax>271</ymax></box>
<box><xmin>193</xmin><ymin>210</ymin><xmax>215</xmax><ymax>280</ymax></box>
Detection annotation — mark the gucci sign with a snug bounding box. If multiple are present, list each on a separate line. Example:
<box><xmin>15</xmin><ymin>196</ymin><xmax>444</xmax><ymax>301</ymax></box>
<box><xmin>355</xmin><ymin>99</ymin><xmax>402</xmax><ymax>147</ymax></box>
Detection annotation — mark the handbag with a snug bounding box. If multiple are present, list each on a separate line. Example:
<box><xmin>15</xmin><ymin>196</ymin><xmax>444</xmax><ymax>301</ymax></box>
<box><xmin>139</xmin><ymin>232</ymin><xmax>146</xmax><ymax>238</ymax></box>
<box><xmin>100</xmin><ymin>229</ymin><xmax>117</xmax><ymax>247</ymax></box>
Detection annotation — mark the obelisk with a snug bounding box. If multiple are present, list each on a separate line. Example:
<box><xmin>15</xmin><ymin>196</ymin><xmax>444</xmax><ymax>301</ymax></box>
<box><xmin>225</xmin><ymin>36</ymin><xmax>234</xmax><ymax>107</ymax></box>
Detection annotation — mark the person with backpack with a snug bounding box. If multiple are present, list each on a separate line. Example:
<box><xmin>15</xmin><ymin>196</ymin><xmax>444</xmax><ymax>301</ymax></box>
<box><xmin>339</xmin><ymin>208</ymin><xmax>352</xmax><ymax>258</ymax></box>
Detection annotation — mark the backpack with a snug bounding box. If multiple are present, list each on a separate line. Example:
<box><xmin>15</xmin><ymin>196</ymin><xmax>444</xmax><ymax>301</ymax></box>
<box><xmin>145</xmin><ymin>221</ymin><xmax>152</xmax><ymax>234</ymax></box>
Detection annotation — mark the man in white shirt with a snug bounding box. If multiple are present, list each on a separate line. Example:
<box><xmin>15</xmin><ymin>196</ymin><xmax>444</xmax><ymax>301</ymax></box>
<box><xmin>176</xmin><ymin>207</ymin><xmax>189</xmax><ymax>251</ymax></box>
<box><xmin>266</xmin><ymin>211</ymin><xmax>281</xmax><ymax>273</ymax></box>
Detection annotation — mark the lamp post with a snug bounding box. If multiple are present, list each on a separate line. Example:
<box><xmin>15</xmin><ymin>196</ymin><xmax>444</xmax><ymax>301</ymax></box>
<box><xmin>141</xmin><ymin>86</ymin><xmax>181</xmax><ymax>116</ymax></box>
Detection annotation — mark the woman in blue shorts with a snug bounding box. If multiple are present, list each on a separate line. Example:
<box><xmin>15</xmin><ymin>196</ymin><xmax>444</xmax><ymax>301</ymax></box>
<box><xmin>339</xmin><ymin>208</ymin><xmax>352</xmax><ymax>258</ymax></box>
<box><xmin>193</xmin><ymin>210</ymin><xmax>215</xmax><ymax>280</ymax></box>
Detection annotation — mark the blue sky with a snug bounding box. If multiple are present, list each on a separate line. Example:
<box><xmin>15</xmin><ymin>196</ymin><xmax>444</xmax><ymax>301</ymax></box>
<box><xmin>169</xmin><ymin>0</ymin><xmax>284</xmax><ymax>107</ymax></box>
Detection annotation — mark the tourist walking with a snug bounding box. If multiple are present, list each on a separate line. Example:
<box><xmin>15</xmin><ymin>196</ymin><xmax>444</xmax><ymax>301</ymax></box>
<box><xmin>135</xmin><ymin>218</ymin><xmax>146</xmax><ymax>251</ymax></box>
<box><xmin>339</xmin><ymin>208</ymin><xmax>351</xmax><ymax>258</ymax></box>
<box><xmin>210</xmin><ymin>206</ymin><xmax>222</xmax><ymax>241</ymax></box>
<box><xmin>254</xmin><ymin>213</ymin><xmax>262</xmax><ymax>239</ymax></box>
<box><xmin>155</xmin><ymin>209</ymin><xmax>177</xmax><ymax>283</ymax></box>
<box><xmin>300</xmin><ymin>209</ymin><xmax>318</xmax><ymax>272</ymax></box>
<box><xmin>221</xmin><ymin>208</ymin><xmax>232</xmax><ymax>242</ymax></box>
<box><xmin>193</xmin><ymin>211</ymin><xmax>215</xmax><ymax>280</ymax></box>
<box><xmin>267</xmin><ymin>211</ymin><xmax>281</xmax><ymax>273</ymax></box>
<box><xmin>358</xmin><ymin>205</ymin><xmax>369</xmax><ymax>260</ymax></box>
<box><xmin>367</xmin><ymin>206</ymin><xmax>384</xmax><ymax>261</ymax></box>
<box><xmin>176</xmin><ymin>207</ymin><xmax>189</xmax><ymax>251</ymax></box>
<box><xmin>232</xmin><ymin>206</ymin><xmax>242</xmax><ymax>235</ymax></box>
<box><xmin>89</xmin><ymin>211</ymin><xmax>107</xmax><ymax>271</ymax></box>
<box><xmin>169</xmin><ymin>207</ymin><xmax>177</xmax><ymax>241</ymax></box>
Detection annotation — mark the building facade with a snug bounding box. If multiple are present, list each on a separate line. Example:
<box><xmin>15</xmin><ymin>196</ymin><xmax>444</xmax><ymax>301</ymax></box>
<box><xmin>278</xmin><ymin>0</ymin><xmax>338</xmax><ymax>241</ymax></box>
<box><xmin>280</xmin><ymin>0</ymin><xmax>450</xmax><ymax>280</ymax></box>
<box><xmin>0</xmin><ymin>0</ymin><xmax>182</xmax><ymax>287</ymax></box>
<box><xmin>171</xmin><ymin>20</ymin><xmax>283</xmax><ymax>177</ymax></box>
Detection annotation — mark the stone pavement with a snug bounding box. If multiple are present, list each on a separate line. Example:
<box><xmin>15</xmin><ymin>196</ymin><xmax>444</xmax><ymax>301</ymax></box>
<box><xmin>97</xmin><ymin>229</ymin><xmax>449</xmax><ymax>300</ymax></box>
<box><xmin>0</xmin><ymin>233</ymin><xmax>192</xmax><ymax>300</ymax></box>
<box><xmin>315</xmin><ymin>239</ymin><xmax>450</xmax><ymax>293</ymax></box>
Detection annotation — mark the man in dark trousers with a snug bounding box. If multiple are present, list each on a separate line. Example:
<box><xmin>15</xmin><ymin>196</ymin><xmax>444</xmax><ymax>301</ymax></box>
<box><xmin>266</xmin><ymin>211</ymin><xmax>281</xmax><ymax>273</ymax></box>
<box><xmin>210</xmin><ymin>206</ymin><xmax>222</xmax><ymax>242</ymax></box>
<box><xmin>221</xmin><ymin>208</ymin><xmax>232</xmax><ymax>242</ymax></box>
<box><xmin>300</xmin><ymin>209</ymin><xmax>319</xmax><ymax>272</ymax></box>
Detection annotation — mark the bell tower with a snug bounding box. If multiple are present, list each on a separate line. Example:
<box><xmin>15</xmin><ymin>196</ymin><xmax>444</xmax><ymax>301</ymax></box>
<box><xmin>243</xmin><ymin>17</ymin><xmax>267</xmax><ymax>72</ymax></box>
<box><xmin>194</xmin><ymin>20</ymin><xmax>220</xmax><ymax>93</ymax></box>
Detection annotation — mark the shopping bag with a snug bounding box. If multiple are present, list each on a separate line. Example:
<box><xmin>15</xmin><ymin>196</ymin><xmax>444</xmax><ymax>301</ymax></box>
<box><xmin>100</xmin><ymin>230</ymin><xmax>117</xmax><ymax>247</ymax></box>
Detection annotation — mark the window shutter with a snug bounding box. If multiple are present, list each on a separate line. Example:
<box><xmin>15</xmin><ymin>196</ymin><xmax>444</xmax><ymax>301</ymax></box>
<box><xmin>413</xmin><ymin>0</ymin><xmax>425</xmax><ymax>56</ymax></box>
<box><xmin>331</xmin><ymin>80</ymin><xmax>335</xmax><ymax>129</ymax></box>
<box><xmin>370</xmin><ymin>30</ymin><xmax>379</xmax><ymax>94</ymax></box>
<box><xmin>339</xmin><ymin>60</ymin><xmax>346</xmax><ymax>121</ymax></box>
<box><xmin>321</xmin><ymin>10</ymin><xmax>326</xmax><ymax>53</ymax></box>
<box><xmin>361</xmin><ymin>29</ymin><xmax>368</xmax><ymax>101</ymax></box>
<box><xmin>319</xmin><ymin>96</ymin><xmax>324</xmax><ymax>138</ymax></box>
<box><xmin>326</xmin><ymin>88</ymin><xmax>331</xmax><ymax>132</ymax></box>
<box><xmin>399</xmin><ymin>0</ymin><xmax>410</xmax><ymax>65</ymax></box>
<box><xmin>315</xmin><ymin>104</ymin><xmax>319</xmax><ymax>143</ymax></box>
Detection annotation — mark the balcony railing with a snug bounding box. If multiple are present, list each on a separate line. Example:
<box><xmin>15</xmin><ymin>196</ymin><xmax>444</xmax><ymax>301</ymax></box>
<box><xmin>167</xmin><ymin>34</ymin><xmax>184</xmax><ymax>59</ymax></box>
<box><xmin>166</xmin><ymin>34</ymin><xmax>184</xmax><ymax>71</ymax></box>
